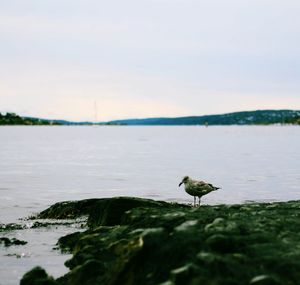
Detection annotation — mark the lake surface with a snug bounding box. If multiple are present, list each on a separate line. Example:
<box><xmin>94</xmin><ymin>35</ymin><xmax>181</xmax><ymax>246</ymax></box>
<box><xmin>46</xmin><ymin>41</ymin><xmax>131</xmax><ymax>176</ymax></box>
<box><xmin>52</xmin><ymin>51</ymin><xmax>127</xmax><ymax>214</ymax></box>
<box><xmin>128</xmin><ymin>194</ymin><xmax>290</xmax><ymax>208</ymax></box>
<box><xmin>1</xmin><ymin>125</ymin><xmax>300</xmax><ymax>284</ymax></box>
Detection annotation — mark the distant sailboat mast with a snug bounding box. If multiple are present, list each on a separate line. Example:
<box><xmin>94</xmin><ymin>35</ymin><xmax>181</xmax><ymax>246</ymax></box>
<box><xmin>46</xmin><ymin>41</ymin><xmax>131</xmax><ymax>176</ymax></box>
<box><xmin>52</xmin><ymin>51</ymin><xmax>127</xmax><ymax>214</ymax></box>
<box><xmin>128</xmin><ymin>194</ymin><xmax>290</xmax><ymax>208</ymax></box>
<box><xmin>94</xmin><ymin>101</ymin><xmax>98</xmax><ymax>125</ymax></box>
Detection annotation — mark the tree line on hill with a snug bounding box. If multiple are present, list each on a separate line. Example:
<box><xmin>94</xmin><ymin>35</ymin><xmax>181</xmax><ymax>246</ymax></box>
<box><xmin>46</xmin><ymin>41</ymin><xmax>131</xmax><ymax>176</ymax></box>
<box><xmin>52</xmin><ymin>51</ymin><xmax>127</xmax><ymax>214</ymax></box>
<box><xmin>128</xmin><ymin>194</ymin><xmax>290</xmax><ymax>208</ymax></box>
<box><xmin>283</xmin><ymin>116</ymin><xmax>300</xmax><ymax>125</ymax></box>
<box><xmin>0</xmin><ymin>112</ymin><xmax>60</xmax><ymax>125</ymax></box>
<box><xmin>1</xmin><ymin>110</ymin><xmax>300</xmax><ymax>126</ymax></box>
<box><xmin>108</xmin><ymin>110</ymin><xmax>300</xmax><ymax>126</ymax></box>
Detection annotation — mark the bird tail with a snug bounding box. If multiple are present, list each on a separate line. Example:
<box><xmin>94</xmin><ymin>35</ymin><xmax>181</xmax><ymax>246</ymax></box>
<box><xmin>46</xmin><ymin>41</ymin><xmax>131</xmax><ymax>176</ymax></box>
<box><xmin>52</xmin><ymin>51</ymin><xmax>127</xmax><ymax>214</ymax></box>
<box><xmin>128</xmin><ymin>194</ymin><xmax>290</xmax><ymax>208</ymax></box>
<box><xmin>214</xmin><ymin>187</ymin><xmax>221</xmax><ymax>191</ymax></box>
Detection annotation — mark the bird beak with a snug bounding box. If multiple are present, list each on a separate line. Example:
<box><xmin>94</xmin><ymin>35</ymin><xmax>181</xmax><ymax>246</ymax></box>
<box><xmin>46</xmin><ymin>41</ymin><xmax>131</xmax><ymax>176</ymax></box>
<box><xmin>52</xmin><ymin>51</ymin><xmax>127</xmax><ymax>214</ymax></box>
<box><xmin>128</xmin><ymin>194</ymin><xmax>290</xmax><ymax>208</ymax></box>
<box><xmin>178</xmin><ymin>182</ymin><xmax>183</xmax><ymax>187</ymax></box>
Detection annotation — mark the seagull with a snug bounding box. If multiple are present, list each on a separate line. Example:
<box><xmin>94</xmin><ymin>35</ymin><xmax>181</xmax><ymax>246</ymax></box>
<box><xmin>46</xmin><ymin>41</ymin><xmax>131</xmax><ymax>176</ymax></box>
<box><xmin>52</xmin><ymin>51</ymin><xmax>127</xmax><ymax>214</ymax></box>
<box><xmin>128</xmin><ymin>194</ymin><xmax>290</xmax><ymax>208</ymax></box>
<box><xmin>179</xmin><ymin>176</ymin><xmax>220</xmax><ymax>207</ymax></box>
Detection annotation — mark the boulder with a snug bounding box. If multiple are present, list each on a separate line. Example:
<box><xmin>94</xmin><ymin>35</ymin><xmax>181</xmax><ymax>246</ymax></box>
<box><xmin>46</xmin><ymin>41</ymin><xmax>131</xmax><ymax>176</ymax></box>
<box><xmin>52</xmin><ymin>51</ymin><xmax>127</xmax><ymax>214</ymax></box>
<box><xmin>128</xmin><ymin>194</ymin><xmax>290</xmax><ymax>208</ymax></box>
<box><xmin>20</xmin><ymin>266</ymin><xmax>56</xmax><ymax>285</ymax></box>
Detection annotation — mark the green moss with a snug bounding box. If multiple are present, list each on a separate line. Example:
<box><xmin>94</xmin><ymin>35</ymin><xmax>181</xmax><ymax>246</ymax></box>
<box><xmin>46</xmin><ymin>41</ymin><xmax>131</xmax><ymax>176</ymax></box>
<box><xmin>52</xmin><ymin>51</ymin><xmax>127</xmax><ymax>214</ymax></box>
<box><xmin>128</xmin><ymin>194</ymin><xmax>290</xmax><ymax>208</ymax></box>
<box><xmin>21</xmin><ymin>198</ymin><xmax>300</xmax><ymax>285</ymax></box>
<box><xmin>20</xmin><ymin>266</ymin><xmax>57</xmax><ymax>285</ymax></box>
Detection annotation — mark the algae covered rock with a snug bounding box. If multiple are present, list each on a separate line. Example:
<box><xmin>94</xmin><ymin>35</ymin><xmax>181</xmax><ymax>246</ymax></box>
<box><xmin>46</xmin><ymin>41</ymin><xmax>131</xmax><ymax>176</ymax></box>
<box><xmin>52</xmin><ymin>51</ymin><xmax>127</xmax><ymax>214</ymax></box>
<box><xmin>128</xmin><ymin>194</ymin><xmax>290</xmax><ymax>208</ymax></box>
<box><xmin>58</xmin><ymin>259</ymin><xmax>105</xmax><ymax>285</ymax></box>
<box><xmin>37</xmin><ymin>196</ymin><xmax>176</xmax><ymax>225</ymax></box>
<box><xmin>0</xmin><ymin>237</ymin><xmax>27</xmax><ymax>247</ymax></box>
<box><xmin>20</xmin><ymin>266</ymin><xmax>57</xmax><ymax>285</ymax></box>
<box><xmin>0</xmin><ymin>223</ymin><xmax>24</xmax><ymax>232</ymax></box>
<box><xmin>21</xmin><ymin>198</ymin><xmax>300</xmax><ymax>285</ymax></box>
<box><xmin>87</xmin><ymin>196</ymin><xmax>176</xmax><ymax>227</ymax></box>
<box><xmin>37</xmin><ymin>199</ymin><xmax>101</xmax><ymax>219</ymax></box>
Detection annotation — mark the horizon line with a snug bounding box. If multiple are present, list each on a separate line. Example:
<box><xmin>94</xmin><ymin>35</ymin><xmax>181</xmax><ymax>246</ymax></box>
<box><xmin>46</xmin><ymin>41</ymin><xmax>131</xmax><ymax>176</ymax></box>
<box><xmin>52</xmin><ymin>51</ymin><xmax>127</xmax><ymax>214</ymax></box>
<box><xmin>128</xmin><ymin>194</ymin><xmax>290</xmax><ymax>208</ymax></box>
<box><xmin>8</xmin><ymin>108</ymin><xmax>299</xmax><ymax>123</ymax></box>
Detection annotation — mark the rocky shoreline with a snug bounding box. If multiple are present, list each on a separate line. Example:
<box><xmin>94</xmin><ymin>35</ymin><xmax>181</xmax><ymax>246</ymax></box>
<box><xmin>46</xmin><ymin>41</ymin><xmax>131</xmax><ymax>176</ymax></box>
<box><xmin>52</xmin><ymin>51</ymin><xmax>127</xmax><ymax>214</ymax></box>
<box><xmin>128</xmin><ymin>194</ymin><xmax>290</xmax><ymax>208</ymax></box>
<box><xmin>10</xmin><ymin>197</ymin><xmax>300</xmax><ymax>284</ymax></box>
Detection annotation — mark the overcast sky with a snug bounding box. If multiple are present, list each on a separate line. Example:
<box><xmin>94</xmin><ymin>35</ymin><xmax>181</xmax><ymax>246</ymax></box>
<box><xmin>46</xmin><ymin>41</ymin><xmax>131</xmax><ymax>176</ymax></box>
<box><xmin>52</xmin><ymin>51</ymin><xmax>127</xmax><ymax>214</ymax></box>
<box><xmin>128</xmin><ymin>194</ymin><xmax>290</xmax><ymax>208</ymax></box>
<box><xmin>1</xmin><ymin>0</ymin><xmax>300</xmax><ymax>121</ymax></box>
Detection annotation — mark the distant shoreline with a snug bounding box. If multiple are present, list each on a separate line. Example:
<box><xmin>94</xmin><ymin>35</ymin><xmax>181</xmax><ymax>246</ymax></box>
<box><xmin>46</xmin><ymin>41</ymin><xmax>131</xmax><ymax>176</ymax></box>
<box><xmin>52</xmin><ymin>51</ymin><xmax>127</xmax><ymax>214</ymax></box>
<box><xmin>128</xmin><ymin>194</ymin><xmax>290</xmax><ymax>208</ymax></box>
<box><xmin>1</xmin><ymin>122</ymin><xmax>300</xmax><ymax>127</ymax></box>
<box><xmin>1</xmin><ymin>109</ymin><xmax>300</xmax><ymax>126</ymax></box>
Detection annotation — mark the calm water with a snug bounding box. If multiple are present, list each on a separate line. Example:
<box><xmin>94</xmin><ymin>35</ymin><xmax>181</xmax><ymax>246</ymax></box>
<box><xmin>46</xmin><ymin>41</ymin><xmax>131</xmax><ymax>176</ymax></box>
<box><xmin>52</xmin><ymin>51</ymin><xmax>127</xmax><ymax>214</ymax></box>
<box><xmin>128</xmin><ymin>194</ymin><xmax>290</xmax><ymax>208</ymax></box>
<box><xmin>1</xmin><ymin>125</ymin><xmax>300</xmax><ymax>284</ymax></box>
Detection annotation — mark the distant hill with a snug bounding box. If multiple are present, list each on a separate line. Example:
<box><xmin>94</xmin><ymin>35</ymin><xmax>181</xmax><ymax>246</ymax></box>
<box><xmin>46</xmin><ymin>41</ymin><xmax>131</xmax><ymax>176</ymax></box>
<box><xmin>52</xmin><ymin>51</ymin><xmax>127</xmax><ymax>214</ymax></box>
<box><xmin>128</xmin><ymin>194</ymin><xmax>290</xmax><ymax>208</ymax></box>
<box><xmin>1</xmin><ymin>110</ymin><xmax>300</xmax><ymax>126</ymax></box>
<box><xmin>24</xmin><ymin>118</ymin><xmax>94</xmax><ymax>126</ymax></box>
<box><xmin>107</xmin><ymin>110</ymin><xmax>300</xmax><ymax>126</ymax></box>
<box><xmin>0</xmin><ymin>112</ymin><xmax>61</xmax><ymax>125</ymax></box>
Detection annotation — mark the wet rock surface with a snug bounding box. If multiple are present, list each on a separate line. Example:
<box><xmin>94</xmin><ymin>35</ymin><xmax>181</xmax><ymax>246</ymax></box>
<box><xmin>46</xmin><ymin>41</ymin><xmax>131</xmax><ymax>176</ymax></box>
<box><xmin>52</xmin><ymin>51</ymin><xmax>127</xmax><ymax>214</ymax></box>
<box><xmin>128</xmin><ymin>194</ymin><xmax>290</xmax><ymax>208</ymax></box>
<box><xmin>20</xmin><ymin>266</ymin><xmax>57</xmax><ymax>285</ymax></box>
<box><xmin>0</xmin><ymin>223</ymin><xmax>25</xmax><ymax>232</ymax></box>
<box><xmin>21</xmin><ymin>197</ymin><xmax>300</xmax><ymax>285</ymax></box>
<box><xmin>0</xmin><ymin>237</ymin><xmax>27</xmax><ymax>247</ymax></box>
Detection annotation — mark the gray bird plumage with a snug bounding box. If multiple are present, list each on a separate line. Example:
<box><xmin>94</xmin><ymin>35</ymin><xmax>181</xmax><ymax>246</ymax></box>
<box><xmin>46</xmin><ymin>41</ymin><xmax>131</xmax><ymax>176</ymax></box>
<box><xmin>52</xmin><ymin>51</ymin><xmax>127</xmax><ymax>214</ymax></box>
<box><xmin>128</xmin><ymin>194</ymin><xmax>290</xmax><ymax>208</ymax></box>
<box><xmin>179</xmin><ymin>176</ymin><xmax>220</xmax><ymax>206</ymax></box>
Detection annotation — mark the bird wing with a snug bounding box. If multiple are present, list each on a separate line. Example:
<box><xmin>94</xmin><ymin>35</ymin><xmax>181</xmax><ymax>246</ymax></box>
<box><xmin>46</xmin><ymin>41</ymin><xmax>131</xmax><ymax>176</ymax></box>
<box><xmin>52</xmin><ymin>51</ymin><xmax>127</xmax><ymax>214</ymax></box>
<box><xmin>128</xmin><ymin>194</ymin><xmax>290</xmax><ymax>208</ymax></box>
<box><xmin>195</xmin><ymin>181</ymin><xmax>218</xmax><ymax>189</ymax></box>
<box><xmin>192</xmin><ymin>180</ymin><xmax>217</xmax><ymax>192</ymax></box>
<box><xmin>193</xmin><ymin>180</ymin><xmax>210</xmax><ymax>187</ymax></box>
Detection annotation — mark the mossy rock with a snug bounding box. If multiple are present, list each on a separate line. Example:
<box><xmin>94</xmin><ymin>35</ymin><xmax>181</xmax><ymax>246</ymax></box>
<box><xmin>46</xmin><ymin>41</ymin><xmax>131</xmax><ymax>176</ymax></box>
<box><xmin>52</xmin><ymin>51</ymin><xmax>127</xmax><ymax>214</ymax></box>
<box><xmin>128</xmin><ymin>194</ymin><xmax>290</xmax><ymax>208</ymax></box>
<box><xmin>20</xmin><ymin>266</ymin><xmax>56</xmax><ymax>285</ymax></box>
<box><xmin>87</xmin><ymin>196</ymin><xmax>175</xmax><ymax>227</ymax></box>
<box><xmin>0</xmin><ymin>223</ymin><xmax>24</xmax><ymax>232</ymax></box>
<box><xmin>37</xmin><ymin>197</ymin><xmax>180</xmax><ymax>225</ymax></box>
<box><xmin>21</xmin><ymin>198</ymin><xmax>300</xmax><ymax>285</ymax></box>
<box><xmin>37</xmin><ymin>199</ymin><xmax>101</xmax><ymax>219</ymax></box>
<box><xmin>0</xmin><ymin>237</ymin><xmax>27</xmax><ymax>247</ymax></box>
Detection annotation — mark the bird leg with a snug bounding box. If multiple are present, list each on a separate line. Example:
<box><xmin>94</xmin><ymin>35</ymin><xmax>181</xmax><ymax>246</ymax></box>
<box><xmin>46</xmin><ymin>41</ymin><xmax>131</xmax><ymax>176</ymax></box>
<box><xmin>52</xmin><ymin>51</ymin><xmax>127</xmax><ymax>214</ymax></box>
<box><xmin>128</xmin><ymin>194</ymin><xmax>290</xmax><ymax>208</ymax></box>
<box><xmin>198</xmin><ymin>197</ymin><xmax>201</xmax><ymax>207</ymax></box>
<box><xmin>194</xmin><ymin>196</ymin><xmax>196</xmax><ymax>207</ymax></box>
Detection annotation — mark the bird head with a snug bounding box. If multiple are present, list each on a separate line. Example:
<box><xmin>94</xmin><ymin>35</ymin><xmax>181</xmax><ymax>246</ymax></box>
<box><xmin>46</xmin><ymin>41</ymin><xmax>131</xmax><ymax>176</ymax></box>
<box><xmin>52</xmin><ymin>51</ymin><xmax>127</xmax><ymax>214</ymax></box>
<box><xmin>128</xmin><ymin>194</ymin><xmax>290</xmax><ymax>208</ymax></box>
<box><xmin>179</xmin><ymin>176</ymin><xmax>189</xmax><ymax>187</ymax></box>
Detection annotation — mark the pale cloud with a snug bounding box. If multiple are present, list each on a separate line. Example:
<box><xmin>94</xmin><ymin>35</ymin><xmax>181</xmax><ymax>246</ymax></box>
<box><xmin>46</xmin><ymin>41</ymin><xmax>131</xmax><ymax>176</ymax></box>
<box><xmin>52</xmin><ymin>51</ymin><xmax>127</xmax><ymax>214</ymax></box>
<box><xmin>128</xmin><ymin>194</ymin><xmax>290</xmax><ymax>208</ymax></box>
<box><xmin>0</xmin><ymin>14</ymin><xmax>128</xmax><ymax>44</ymax></box>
